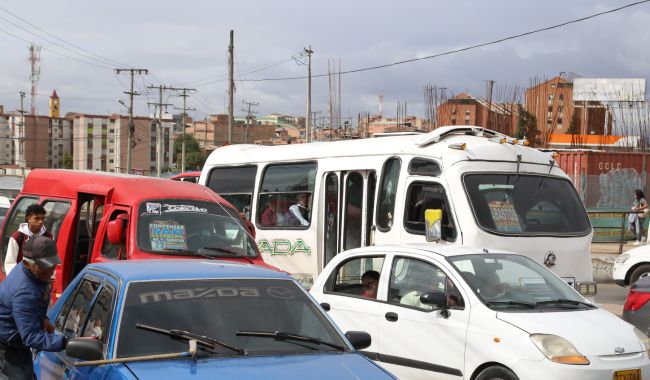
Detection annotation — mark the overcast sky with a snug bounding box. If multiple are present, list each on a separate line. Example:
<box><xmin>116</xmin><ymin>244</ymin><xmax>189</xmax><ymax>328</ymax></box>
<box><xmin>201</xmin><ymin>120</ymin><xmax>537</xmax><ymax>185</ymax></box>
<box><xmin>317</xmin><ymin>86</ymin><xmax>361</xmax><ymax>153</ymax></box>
<box><xmin>0</xmin><ymin>0</ymin><xmax>649</xmax><ymax>122</ymax></box>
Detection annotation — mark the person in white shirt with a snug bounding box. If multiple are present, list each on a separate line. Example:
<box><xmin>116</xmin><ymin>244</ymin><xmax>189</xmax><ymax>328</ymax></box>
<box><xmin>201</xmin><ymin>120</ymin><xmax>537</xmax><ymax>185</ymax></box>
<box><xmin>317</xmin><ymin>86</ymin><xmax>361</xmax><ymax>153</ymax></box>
<box><xmin>288</xmin><ymin>193</ymin><xmax>310</xmax><ymax>227</ymax></box>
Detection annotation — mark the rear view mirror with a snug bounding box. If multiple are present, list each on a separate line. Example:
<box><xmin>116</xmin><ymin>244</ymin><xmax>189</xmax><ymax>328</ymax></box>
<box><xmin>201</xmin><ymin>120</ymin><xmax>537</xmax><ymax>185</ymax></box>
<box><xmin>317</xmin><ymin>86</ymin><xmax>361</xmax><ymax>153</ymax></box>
<box><xmin>424</xmin><ymin>209</ymin><xmax>442</xmax><ymax>242</ymax></box>
<box><xmin>420</xmin><ymin>290</ymin><xmax>446</xmax><ymax>308</ymax></box>
<box><xmin>345</xmin><ymin>331</ymin><xmax>371</xmax><ymax>350</ymax></box>
<box><xmin>107</xmin><ymin>219</ymin><xmax>125</xmax><ymax>245</ymax></box>
<box><xmin>66</xmin><ymin>337</ymin><xmax>103</xmax><ymax>361</ymax></box>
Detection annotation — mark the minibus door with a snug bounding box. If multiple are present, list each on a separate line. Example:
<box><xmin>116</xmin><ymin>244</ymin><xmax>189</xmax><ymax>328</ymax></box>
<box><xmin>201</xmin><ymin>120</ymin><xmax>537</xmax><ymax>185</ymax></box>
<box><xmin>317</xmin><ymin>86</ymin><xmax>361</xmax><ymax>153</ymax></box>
<box><xmin>67</xmin><ymin>193</ymin><xmax>106</xmax><ymax>287</ymax></box>
<box><xmin>322</xmin><ymin>170</ymin><xmax>376</xmax><ymax>268</ymax></box>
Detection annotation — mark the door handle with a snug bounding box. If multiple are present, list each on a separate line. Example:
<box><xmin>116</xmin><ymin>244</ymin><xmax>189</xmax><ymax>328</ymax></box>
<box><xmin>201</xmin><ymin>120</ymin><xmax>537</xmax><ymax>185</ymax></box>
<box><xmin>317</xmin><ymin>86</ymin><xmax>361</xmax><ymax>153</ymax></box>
<box><xmin>385</xmin><ymin>312</ymin><xmax>398</xmax><ymax>322</ymax></box>
<box><xmin>320</xmin><ymin>302</ymin><xmax>330</xmax><ymax>311</ymax></box>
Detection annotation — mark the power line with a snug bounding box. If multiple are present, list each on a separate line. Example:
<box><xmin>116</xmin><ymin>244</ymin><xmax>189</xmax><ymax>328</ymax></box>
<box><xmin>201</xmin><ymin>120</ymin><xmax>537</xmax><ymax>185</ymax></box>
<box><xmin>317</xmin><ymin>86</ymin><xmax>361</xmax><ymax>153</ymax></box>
<box><xmin>236</xmin><ymin>0</ymin><xmax>650</xmax><ymax>82</ymax></box>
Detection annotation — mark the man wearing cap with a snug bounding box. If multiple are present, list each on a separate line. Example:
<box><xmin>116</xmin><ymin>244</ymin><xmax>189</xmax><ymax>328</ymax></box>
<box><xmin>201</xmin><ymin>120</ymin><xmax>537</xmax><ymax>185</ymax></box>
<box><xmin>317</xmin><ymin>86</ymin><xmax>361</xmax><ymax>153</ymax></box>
<box><xmin>0</xmin><ymin>236</ymin><xmax>67</xmax><ymax>379</ymax></box>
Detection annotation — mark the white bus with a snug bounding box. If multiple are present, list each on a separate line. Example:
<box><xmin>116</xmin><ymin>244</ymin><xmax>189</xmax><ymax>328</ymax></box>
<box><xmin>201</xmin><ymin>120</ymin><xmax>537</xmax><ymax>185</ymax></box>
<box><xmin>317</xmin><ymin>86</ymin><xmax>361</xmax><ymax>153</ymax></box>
<box><xmin>200</xmin><ymin>126</ymin><xmax>595</xmax><ymax>295</ymax></box>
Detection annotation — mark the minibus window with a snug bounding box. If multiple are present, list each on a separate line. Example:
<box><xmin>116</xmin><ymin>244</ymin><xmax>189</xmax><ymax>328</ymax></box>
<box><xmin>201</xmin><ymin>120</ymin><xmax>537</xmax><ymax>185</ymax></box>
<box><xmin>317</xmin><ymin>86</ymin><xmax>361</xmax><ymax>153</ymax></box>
<box><xmin>404</xmin><ymin>183</ymin><xmax>456</xmax><ymax>241</ymax></box>
<box><xmin>207</xmin><ymin>166</ymin><xmax>257</xmax><ymax>216</ymax></box>
<box><xmin>365</xmin><ymin>172</ymin><xmax>376</xmax><ymax>246</ymax></box>
<box><xmin>258</xmin><ymin>163</ymin><xmax>316</xmax><ymax>229</ymax></box>
<box><xmin>43</xmin><ymin>201</ymin><xmax>71</xmax><ymax>241</ymax></box>
<box><xmin>0</xmin><ymin>196</ymin><xmax>38</xmax><ymax>272</ymax></box>
<box><xmin>408</xmin><ymin>158</ymin><xmax>442</xmax><ymax>177</ymax></box>
<box><xmin>343</xmin><ymin>173</ymin><xmax>363</xmax><ymax>250</ymax></box>
<box><xmin>377</xmin><ymin>158</ymin><xmax>401</xmax><ymax>232</ymax></box>
<box><xmin>323</xmin><ymin>173</ymin><xmax>339</xmax><ymax>265</ymax></box>
<box><xmin>463</xmin><ymin>174</ymin><xmax>591</xmax><ymax>236</ymax></box>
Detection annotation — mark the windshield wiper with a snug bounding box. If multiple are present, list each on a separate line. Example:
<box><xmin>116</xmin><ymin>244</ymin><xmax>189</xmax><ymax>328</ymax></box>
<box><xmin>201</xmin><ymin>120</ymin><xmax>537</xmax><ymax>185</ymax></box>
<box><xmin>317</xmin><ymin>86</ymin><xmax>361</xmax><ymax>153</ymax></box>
<box><xmin>137</xmin><ymin>323</ymin><xmax>246</xmax><ymax>355</ymax></box>
<box><xmin>161</xmin><ymin>248</ymin><xmax>196</xmax><ymax>255</ymax></box>
<box><xmin>485</xmin><ymin>300</ymin><xmax>536</xmax><ymax>309</ymax></box>
<box><xmin>534</xmin><ymin>299</ymin><xmax>594</xmax><ymax>309</ymax></box>
<box><xmin>199</xmin><ymin>246</ymin><xmax>254</xmax><ymax>264</ymax></box>
<box><xmin>236</xmin><ymin>330</ymin><xmax>346</xmax><ymax>351</ymax></box>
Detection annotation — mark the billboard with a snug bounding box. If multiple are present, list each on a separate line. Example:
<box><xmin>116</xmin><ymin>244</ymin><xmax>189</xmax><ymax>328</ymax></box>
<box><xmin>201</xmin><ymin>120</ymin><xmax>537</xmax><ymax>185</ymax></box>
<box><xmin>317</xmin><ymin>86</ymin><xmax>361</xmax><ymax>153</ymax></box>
<box><xmin>573</xmin><ymin>78</ymin><xmax>646</xmax><ymax>102</ymax></box>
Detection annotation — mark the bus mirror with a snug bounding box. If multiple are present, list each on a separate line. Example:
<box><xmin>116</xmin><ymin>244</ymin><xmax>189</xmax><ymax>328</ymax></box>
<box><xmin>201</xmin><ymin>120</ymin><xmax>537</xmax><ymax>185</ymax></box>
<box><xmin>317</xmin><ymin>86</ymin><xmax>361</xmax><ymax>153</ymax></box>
<box><xmin>424</xmin><ymin>209</ymin><xmax>442</xmax><ymax>242</ymax></box>
<box><xmin>244</xmin><ymin>219</ymin><xmax>256</xmax><ymax>239</ymax></box>
<box><xmin>107</xmin><ymin>219</ymin><xmax>125</xmax><ymax>245</ymax></box>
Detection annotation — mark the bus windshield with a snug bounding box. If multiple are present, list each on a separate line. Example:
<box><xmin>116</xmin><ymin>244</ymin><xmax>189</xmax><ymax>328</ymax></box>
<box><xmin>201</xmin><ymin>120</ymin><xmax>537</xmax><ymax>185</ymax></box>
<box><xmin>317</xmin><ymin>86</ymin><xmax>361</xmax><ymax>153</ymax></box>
<box><xmin>137</xmin><ymin>199</ymin><xmax>259</xmax><ymax>258</ymax></box>
<box><xmin>463</xmin><ymin>173</ymin><xmax>591</xmax><ymax>236</ymax></box>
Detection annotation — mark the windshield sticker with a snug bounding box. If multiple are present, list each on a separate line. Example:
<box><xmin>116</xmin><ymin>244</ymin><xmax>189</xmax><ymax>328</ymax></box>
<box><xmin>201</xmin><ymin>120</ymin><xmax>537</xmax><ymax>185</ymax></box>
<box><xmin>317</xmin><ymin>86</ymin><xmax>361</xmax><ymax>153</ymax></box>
<box><xmin>161</xmin><ymin>204</ymin><xmax>208</xmax><ymax>213</ymax></box>
<box><xmin>488</xmin><ymin>201</ymin><xmax>522</xmax><ymax>233</ymax></box>
<box><xmin>146</xmin><ymin>203</ymin><xmax>162</xmax><ymax>215</ymax></box>
<box><xmin>257</xmin><ymin>239</ymin><xmax>311</xmax><ymax>256</ymax></box>
<box><xmin>149</xmin><ymin>222</ymin><xmax>188</xmax><ymax>250</ymax></box>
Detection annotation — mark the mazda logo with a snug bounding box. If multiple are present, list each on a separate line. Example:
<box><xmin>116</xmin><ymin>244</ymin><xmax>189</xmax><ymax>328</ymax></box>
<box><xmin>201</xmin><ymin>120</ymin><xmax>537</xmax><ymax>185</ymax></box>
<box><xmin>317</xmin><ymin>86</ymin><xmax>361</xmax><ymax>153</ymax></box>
<box><xmin>267</xmin><ymin>287</ymin><xmax>295</xmax><ymax>299</ymax></box>
<box><xmin>544</xmin><ymin>251</ymin><xmax>557</xmax><ymax>267</ymax></box>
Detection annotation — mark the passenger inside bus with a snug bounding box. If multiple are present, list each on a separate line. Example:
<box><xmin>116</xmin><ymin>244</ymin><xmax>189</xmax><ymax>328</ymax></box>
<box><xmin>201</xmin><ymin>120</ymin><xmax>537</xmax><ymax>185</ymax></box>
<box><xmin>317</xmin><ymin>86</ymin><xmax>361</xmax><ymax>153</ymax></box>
<box><xmin>287</xmin><ymin>193</ymin><xmax>311</xmax><ymax>226</ymax></box>
<box><xmin>260</xmin><ymin>196</ymin><xmax>286</xmax><ymax>227</ymax></box>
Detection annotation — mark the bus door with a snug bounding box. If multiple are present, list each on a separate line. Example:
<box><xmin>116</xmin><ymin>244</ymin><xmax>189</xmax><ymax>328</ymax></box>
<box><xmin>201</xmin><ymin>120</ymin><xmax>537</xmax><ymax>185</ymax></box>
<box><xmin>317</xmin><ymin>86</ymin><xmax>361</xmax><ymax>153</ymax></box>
<box><xmin>321</xmin><ymin>170</ymin><xmax>376</xmax><ymax>268</ymax></box>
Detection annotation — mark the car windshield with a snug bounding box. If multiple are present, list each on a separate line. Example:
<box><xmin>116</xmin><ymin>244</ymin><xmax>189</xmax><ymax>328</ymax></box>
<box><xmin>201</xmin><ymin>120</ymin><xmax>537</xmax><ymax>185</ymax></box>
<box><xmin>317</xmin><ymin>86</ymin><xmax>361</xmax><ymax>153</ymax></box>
<box><xmin>137</xmin><ymin>199</ymin><xmax>258</xmax><ymax>258</ymax></box>
<box><xmin>116</xmin><ymin>279</ymin><xmax>348</xmax><ymax>358</ymax></box>
<box><xmin>448</xmin><ymin>254</ymin><xmax>592</xmax><ymax>311</ymax></box>
<box><xmin>463</xmin><ymin>173</ymin><xmax>591</xmax><ymax>236</ymax></box>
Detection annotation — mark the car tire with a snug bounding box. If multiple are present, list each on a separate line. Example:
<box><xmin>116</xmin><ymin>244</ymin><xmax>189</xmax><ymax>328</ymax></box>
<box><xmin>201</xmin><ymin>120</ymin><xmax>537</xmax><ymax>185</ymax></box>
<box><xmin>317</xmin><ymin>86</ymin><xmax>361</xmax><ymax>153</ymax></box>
<box><xmin>475</xmin><ymin>366</ymin><xmax>519</xmax><ymax>380</ymax></box>
<box><xmin>630</xmin><ymin>264</ymin><xmax>650</xmax><ymax>285</ymax></box>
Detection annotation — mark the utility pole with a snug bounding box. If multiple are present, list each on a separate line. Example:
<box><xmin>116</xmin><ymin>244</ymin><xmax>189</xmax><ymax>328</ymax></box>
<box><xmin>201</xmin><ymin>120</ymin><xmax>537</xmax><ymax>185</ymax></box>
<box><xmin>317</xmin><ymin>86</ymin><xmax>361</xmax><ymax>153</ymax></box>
<box><xmin>174</xmin><ymin>88</ymin><xmax>196</xmax><ymax>171</ymax></box>
<box><xmin>115</xmin><ymin>68</ymin><xmax>148</xmax><ymax>174</ymax></box>
<box><xmin>304</xmin><ymin>46</ymin><xmax>313</xmax><ymax>143</ymax></box>
<box><xmin>227</xmin><ymin>30</ymin><xmax>234</xmax><ymax>144</ymax></box>
<box><xmin>18</xmin><ymin>92</ymin><xmax>26</xmax><ymax>172</ymax></box>
<box><xmin>147</xmin><ymin>85</ymin><xmax>173</xmax><ymax>177</ymax></box>
<box><xmin>241</xmin><ymin>100</ymin><xmax>259</xmax><ymax>144</ymax></box>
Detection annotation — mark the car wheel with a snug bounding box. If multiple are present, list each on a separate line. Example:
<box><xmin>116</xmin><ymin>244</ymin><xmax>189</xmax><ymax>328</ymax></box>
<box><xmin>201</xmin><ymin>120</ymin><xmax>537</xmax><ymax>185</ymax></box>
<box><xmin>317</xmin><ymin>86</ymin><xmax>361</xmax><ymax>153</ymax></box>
<box><xmin>630</xmin><ymin>264</ymin><xmax>650</xmax><ymax>285</ymax></box>
<box><xmin>475</xmin><ymin>366</ymin><xmax>519</xmax><ymax>380</ymax></box>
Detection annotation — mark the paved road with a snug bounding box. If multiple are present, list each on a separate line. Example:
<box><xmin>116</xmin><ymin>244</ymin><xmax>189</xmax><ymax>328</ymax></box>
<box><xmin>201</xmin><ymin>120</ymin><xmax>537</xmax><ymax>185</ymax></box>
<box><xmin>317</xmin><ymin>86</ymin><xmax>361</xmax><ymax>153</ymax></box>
<box><xmin>595</xmin><ymin>282</ymin><xmax>629</xmax><ymax>317</ymax></box>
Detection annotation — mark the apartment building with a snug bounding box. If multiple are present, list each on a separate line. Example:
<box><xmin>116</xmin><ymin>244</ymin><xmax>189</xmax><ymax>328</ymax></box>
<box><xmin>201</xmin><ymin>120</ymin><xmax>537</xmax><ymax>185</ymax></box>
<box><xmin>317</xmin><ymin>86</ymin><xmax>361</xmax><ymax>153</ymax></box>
<box><xmin>436</xmin><ymin>93</ymin><xmax>519</xmax><ymax>136</ymax></box>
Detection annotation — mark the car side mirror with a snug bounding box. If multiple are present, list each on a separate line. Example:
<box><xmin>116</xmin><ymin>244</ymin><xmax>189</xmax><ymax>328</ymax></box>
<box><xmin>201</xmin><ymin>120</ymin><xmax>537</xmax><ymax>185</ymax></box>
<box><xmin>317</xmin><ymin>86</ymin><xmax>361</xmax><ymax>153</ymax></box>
<box><xmin>244</xmin><ymin>219</ymin><xmax>256</xmax><ymax>239</ymax></box>
<box><xmin>345</xmin><ymin>331</ymin><xmax>371</xmax><ymax>350</ymax></box>
<box><xmin>65</xmin><ymin>337</ymin><xmax>103</xmax><ymax>361</ymax></box>
<box><xmin>424</xmin><ymin>209</ymin><xmax>442</xmax><ymax>242</ymax></box>
<box><xmin>420</xmin><ymin>290</ymin><xmax>447</xmax><ymax>308</ymax></box>
<box><xmin>107</xmin><ymin>219</ymin><xmax>125</xmax><ymax>245</ymax></box>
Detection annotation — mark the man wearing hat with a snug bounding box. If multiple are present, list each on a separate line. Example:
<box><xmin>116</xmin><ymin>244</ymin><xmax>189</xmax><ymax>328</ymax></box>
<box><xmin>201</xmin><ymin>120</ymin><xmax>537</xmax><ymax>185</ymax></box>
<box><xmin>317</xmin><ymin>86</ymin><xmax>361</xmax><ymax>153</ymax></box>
<box><xmin>0</xmin><ymin>236</ymin><xmax>67</xmax><ymax>379</ymax></box>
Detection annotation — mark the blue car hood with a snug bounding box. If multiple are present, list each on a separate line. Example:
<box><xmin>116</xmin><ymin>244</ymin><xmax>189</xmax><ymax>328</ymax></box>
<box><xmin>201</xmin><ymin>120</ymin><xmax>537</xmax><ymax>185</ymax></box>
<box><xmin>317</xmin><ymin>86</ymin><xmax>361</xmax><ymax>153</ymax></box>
<box><xmin>122</xmin><ymin>352</ymin><xmax>394</xmax><ymax>379</ymax></box>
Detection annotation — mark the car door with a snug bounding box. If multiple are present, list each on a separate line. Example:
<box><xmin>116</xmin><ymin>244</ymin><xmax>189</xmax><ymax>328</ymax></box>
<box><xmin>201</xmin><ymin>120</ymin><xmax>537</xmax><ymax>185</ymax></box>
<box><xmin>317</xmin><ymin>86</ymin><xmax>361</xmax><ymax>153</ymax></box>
<box><xmin>36</xmin><ymin>274</ymin><xmax>117</xmax><ymax>380</ymax></box>
<box><xmin>377</xmin><ymin>255</ymin><xmax>470</xmax><ymax>380</ymax></box>
<box><xmin>314</xmin><ymin>253</ymin><xmax>386</xmax><ymax>355</ymax></box>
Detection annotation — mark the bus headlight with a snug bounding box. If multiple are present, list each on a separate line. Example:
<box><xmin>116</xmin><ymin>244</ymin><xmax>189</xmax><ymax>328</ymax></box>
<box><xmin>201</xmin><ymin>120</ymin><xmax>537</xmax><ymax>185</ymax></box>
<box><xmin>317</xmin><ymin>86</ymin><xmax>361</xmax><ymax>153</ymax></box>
<box><xmin>633</xmin><ymin>328</ymin><xmax>650</xmax><ymax>357</ymax></box>
<box><xmin>616</xmin><ymin>254</ymin><xmax>631</xmax><ymax>264</ymax></box>
<box><xmin>530</xmin><ymin>334</ymin><xmax>590</xmax><ymax>365</ymax></box>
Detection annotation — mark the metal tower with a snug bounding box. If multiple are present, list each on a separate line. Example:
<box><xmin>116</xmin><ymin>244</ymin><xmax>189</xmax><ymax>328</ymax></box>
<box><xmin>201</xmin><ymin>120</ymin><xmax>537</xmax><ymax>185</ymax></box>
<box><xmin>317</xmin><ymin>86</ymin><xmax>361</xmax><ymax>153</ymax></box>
<box><xmin>29</xmin><ymin>44</ymin><xmax>41</xmax><ymax>116</ymax></box>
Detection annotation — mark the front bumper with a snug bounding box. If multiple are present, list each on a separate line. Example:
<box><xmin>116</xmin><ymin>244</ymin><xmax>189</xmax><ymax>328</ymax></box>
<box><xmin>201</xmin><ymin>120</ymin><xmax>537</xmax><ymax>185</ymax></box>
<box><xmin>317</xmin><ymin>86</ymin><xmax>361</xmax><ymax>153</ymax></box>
<box><xmin>511</xmin><ymin>353</ymin><xmax>650</xmax><ymax>380</ymax></box>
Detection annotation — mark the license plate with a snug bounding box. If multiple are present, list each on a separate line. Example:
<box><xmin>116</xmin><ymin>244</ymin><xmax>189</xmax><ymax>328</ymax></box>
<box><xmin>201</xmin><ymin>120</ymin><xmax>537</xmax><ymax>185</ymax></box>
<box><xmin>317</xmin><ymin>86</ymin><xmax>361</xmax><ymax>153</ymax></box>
<box><xmin>614</xmin><ymin>369</ymin><xmax>641</xmax><ymax>380</ymax></box>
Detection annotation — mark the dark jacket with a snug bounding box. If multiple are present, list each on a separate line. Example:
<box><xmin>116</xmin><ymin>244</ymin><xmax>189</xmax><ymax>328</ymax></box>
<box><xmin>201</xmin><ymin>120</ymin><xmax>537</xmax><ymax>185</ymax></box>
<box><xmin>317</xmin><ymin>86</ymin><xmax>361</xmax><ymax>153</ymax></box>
<box><xmin>0</xmin><ymin>263</ymin><xmax>65</xmax><ymax>351</ymax></box>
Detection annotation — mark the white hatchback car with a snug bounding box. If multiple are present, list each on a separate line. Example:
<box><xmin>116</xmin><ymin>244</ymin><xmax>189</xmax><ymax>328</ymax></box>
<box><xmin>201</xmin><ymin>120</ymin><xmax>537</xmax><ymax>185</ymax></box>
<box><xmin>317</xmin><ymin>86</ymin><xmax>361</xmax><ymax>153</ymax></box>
<box><xmin>311</xmin><ymin>245</ymin><xmax>650</xmax><ymax>380</ymax></box>
<box><xmin>614</xmin><ymin>245</ymin><xmax>650</xmax><ymax>287</ymax></box>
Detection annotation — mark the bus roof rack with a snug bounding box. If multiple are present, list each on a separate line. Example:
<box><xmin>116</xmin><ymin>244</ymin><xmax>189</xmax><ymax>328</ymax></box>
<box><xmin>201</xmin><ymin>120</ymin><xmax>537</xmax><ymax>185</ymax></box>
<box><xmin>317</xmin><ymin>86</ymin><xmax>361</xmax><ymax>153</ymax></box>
<box><xmin>415</xmin><ymin>126</ymin><xmax>509</xmax><ymax>147</ymax></box>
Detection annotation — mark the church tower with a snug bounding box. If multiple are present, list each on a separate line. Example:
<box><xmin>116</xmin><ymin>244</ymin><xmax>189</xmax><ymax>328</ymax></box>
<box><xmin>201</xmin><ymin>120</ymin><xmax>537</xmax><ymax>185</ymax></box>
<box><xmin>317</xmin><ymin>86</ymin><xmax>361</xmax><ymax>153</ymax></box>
<box><xmin>49</xmin><ymin>90</ymin><xmax>60</xmax><ymax>118</ymax></box>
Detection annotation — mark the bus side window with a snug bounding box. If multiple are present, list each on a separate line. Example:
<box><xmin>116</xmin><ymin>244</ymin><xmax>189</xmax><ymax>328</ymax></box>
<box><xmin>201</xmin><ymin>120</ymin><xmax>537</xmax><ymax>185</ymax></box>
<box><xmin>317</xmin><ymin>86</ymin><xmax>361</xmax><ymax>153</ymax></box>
<box><xmin>377</xmin><ymin>158</ymin><xmax>401</xmax><ymax>232</ymax></box>
<box><xmin>206</xmin><ymin>166</ymin><xmax>257</xmax><ymax>218</ymax></box>
<box><xmin>404</xmin><ymin>182</ymin><xmax>456</xmax><ymax>241</ymax></box>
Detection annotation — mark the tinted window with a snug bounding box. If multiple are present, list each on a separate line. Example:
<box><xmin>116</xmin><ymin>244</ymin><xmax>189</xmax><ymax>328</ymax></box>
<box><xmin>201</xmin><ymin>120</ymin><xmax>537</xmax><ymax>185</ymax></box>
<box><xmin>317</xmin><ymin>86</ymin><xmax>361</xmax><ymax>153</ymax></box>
<box><xmin>56</xmin><ymin>279</ymin><xmax>100</xmax><ymax>338</ymax></box>
<box><xmin>258</xmin><ymin>163</ymin><xmax>316</xmax><ymax>229</ymax></box>
<box><xmin>343</xmin><ymin>173</ymin><xmax>363</xmax><ymax>250</ymax></box>
<box><xmin>207</xmin><ymin>166</ymin><xmax>257</xmax><ymax>215</ymax></box>
<box><xmin>404</xmin><ymin>182</ymin><xmax>456</xmax><ymax>241</ymax></box>
<box><xmin>117</xmin><ymin>279</ymin><xmax>347</xmax><ymax>358</ymax></box>
<box><xmin>323</xmin><ymin>173</ymin><xmax>339</xmax><ymax>266</ymax></box>
<box><xmin>463</xmin><ymin>174</ymin><xmax>591</xmax><ymax>235</ymax></box>
<box><xmin>137</xmin><ymin>199</ymin><xmax>259</xmax><ymax>258</ymax></box>
<box><xmin>82</xmin><ymin>286</ymin><xmax>114</xmax><ymax>344</ymax></box>
<box><xmin>377</xmin><ymin>158</ymin><xmax>400</xmax><ymax>231</ymax></box>
<box><xmin>408</xmin><ymin>158</ymin><xmax>441</xmax><ymax>177</ymax></box>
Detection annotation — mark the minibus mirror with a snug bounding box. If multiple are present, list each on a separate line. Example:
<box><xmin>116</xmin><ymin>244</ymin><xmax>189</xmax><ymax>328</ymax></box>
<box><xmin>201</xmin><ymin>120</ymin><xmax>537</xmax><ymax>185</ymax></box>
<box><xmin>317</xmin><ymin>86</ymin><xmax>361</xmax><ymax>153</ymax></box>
<box><xmin>424</xmin><ymin>209</ymin><xmax>442</xmax><ymax>242</ymax></box>
<box><xmin>244</xmin><ymin>219</ymin><xmax>256</xmax><ymax>239</ymax></box>
<box><xmin>420</xmin><ymin>290</ymin><xmax>446</xmax><ymax>308</ymax></box>
<box><xmin>107</xmin><ymin>219</ymin><xmax>125</xmax><ymax>245</ymax></box>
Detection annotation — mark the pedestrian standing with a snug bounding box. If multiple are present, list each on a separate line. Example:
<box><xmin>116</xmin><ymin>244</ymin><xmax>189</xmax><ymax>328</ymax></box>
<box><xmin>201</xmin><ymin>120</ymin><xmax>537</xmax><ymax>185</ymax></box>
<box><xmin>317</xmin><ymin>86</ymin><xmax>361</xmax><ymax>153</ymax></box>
<box><xmin>0</xmin><ymin>236</ymin><xmax>67</xmax><ymax>379</ymax></box>
<box><xmin>4</xmin><ymin>204</ymin><xmax>52</xmax><ymax>274</ymax></box>
<box><xmin>629</xmin><ymin>189</ymin><xmax>648</xmax><ymax>245</ymax></box>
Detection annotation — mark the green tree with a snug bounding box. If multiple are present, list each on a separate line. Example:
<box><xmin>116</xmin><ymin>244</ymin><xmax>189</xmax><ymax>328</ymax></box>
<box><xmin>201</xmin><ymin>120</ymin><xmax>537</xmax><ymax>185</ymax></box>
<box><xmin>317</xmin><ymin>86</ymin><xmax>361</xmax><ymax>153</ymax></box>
<box><xmin>516</xmin><ymin>104</ymin><xmax>540</xmax><ymax>147</ymax></box>
<box><xmin>173</xmin><ymin>134</ymin><xmax>206</xmax><ymax>170</ymax></box>
<box><xmin>62</xmin><ymin>151</ymin><xmax>73</xmax><ymax>169</ymax></box>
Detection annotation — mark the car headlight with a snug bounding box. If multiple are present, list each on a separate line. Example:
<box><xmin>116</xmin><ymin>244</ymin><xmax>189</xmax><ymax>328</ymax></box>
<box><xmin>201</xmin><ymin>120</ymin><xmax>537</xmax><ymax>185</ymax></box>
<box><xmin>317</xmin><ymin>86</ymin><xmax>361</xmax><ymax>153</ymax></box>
<box><xmin>616</xmin><ymin>254</ymin><xmax>631</xmax><ymax>264</ymax></box>
<box><xmin>633</xmin><ymin>328</ymin><xmax>650</xmax><ymax>357</ymax></box>
<box><xmin>530</xmin><ymin>334</ymin><xmax>589</xmax><ymax>365</ymax></box>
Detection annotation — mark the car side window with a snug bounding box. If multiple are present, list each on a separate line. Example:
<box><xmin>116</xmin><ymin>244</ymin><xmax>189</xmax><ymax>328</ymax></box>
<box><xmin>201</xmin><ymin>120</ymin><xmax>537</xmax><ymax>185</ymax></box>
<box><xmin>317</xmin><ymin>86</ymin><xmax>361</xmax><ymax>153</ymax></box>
<box><xmin>55</xmin><ymin>279</ymin><xmax>100</xmax><ymax>338</ymax></box>
<box><xmin>327</xmin><ymin>256</ymin><xmax>384</xmax><ymax>300</ymax></box>
<box><xmin>82</xmin><ymin>285</ymin><xmax>114</xmax><ymax>344</ymax></box>
<box><xmin>389</xmin><ymin>257</ymin><xmax>464</xmax><ymax>310</ymax></box>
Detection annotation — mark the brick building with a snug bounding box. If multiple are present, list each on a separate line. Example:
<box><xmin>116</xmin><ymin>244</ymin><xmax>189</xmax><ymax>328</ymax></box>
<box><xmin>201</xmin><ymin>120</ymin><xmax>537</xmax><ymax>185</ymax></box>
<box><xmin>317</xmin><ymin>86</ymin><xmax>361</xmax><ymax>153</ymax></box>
<box><xmin>436</xmin><ymin>93</ymin><xmax>519</xmax><ymax>136</ymax></box>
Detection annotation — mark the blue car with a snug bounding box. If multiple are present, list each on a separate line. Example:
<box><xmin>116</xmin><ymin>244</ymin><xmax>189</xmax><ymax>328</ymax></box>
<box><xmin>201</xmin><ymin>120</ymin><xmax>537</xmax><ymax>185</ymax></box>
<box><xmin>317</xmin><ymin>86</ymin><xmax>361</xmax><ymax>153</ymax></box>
<box><xmin>34</xmin><ymin>260</ymin><xmax>395</xmax><ymax>379</ymax></box>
